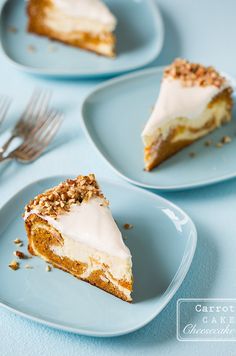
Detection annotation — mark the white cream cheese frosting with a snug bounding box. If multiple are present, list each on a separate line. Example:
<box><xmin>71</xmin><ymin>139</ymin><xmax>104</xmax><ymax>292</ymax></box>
<box><xmin>50</xmin><ymin>0</ymin><xmax>117</xmax><ymax>33</ymax></box>
<box><xmin>25</xmin><ymin>197</ymin><xmax>131</xmax><ymax>259</ymax></box>
<box><xmin>142</xmin><ymin>77</ymin><xmax>230</xmax><ymax>145</ymax></box>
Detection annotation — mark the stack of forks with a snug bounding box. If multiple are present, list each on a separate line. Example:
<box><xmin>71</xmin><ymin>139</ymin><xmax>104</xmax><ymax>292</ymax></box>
<box><xmin>0</xmin><ymin>89</ymin><xmax>63</xmax><ymax>163</ymax></box>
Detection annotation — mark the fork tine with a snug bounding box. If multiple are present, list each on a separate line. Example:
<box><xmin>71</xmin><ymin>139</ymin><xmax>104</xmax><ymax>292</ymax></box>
<box><xmin>25</xmin><ymin>117</ymin><xmax>62</xmax><ymax>159</ymax></box>
<box><xmin>13</xmin><ymin>112</ymin><xmax>62</xmax><ymax>162</ymax></box>
<box><xmin>17</xmin><ymin>88</ymin><xmax>52</xmax><ymax>127</ymax></box>
<box><xmin>20</xmin><ymin>110</ymin><xmax>58</xmax><ymax>146</ymax></box>
<box><xmin>25</xmin><ymin>114</ymin><xmax>62</xmax><ymax>153</ymax></box>
<box><xmin>0</xmin><ymin>96</ymin><xmax>11</xmax><ymax>125</ymax></box>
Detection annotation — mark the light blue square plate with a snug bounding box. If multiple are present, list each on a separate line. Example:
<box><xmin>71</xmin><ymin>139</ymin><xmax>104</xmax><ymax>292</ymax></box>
<box><xmin>81</xmin><ymin>67</ymin><xmax>236</xmax><ymax>191</ymax></box>
<box><xmin>0</xmin><ymin>175</ymin><xmax>196</xmax><ymax>336</ymax></box>
<box><xmin>0</xmin><ymin>0</ymin><xmax>164</xmax><ymax>78</ymax></box>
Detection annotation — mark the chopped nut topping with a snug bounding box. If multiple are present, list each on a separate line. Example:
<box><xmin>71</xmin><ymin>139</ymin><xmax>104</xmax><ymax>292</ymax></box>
<box><xmin>204</xmin><ymin>140</ymin><xmax>212</xmax><ymax>147</ymax></box>
<box><xmin>216</xmin><ymin>142</ymin><xmax>223</xmax><ymax>148</ymax></box>
<box><xmin>27</xmin><ymin>45</ymin><xmax>36</xmax><ymax>53</ymax></box>
<box><xmin>123</xmin><ymin>223</ymin><xmax>134</xmax><ymax>230</ymax></box>
<box><xmin>46</xmin><ymin>265</ymin><xmax>52</xmax><ymax>272</ymax></box>
<box><xmin>164</xmin><ymin>58</ymin><xmax>227</xmax><ymax>88</ymax></box>
<box><xmin>14</xmin><ymin>238</ymin><xmax>23</xmax><ymax>245</ymax></box>
<box><xmin>48</xmin><ymin>45</ymin><xmax>58</xmax><ymax>52</ymax></box>
<box><xmin>221</xmin><ymin>135</ymin><xmax>232</xmax><ymax>144</ymax></box>
<box><xmin>24</xmin><ymin>175</ymin><xmax>105</xmax><ymax>218</ymax></box>
<box><xmin>8</xmin><ymin>26</ymin><xmax>18</xmax><ymax>33</ymax></box>
<box><xmin>189</xmin><ymin>152</ymin><xmax>196</xmax><ymax>158</ymax></box>
<box><xmin>13</xmin><ymin>251</ymin><xmax>27</xmax><ymax>259</ymax></box>
<box><xmin>9</xmin><ymin>260</ymin><xmax>19</xmax><ymax>270</ymax></box>
<box><xmin>25</xmin><ymin>264</ymin><xmax>33</xmax><ymax>269</ymax></box>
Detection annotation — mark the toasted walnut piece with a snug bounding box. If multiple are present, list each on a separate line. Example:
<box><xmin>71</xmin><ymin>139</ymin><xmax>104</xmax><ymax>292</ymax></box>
<box><xmin>221</xmin><ymin>135</ymin><xmax>232</xmax><ymax>144</ymax></box>
<box><xmin>25</xmin><ymin>264</ymin><xmax>33</xmax><ymax>269</ymax></box>
<box><xmin>8</xmin><ymin>26</ymin><xmax>18</xmax><ymax>33</ymax></box>
<box><xmin>13</xmin><ymin>251</ymin><xmax>27</xmax><ymax>259</ymax></box>
<box><xmin>164</xmin><ymin>58</ymin><xmax>226</xmax><ymax>88</ymax></box>
<box><xmin>27</xmin><ymin>44</ymin><xmax>36</xmax><ymax>52</ymax></box>
<box><xmin>123</xmin><ymin>223</ymin><xmax>134</xmax><ymax>230</ymax></box>
<box><xmin>14</xmin><ymin>238</ymin><xmax>23</xmax><ymax>245</ymax></box>
<box><xmin>9</xmin><ymin>260</ymin><xmax>19</xmax><ymax>270</ymax></box>
<box><xmin>204</xmin><ymin>140</ymin><xmax>212</xmax><ymax>147</ymax></box>
<box><xmin>24</xmin><ymin>175</ymin><xmax>105</xmax><ymax>218</ymax></box>
<box><xmin>46</xmin><ymin>265</ymin><xmax>52</xmax><ymax>272</ymax></box>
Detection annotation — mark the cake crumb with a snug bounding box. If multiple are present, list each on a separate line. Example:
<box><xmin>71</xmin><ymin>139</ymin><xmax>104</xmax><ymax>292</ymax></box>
<box><xmin>189</xmin><ymin>152</ymin><xmax>196</xmax><ymax>158</ymax></box>
<box><xmin>48</xmin><ymin>45</ymin><xmax>58</xmax><ymax>52</ymax></box>
<box><xmin>216</xmin><ymin>142</ymin><xmax>223</xmax><ymax>148</ymax></box>
<box><xmin>46</xmin><ymin>265</ymin><xmax>52</xmax><ymax>272</ymax></box>
<box><xmin>25</xmin><ymin>264</ymin><xmax>33</xmax><ymax>269</ymax></box>
<box><xmin>14</xmin><ymin>238</ymin><xmax>23</xmax><ymax>245</ymax></box>
<box><xmin>204</xmin><ymin>140</ymin><xmax>212</xmax><ymax>147</ymax></box>
<box><xmin>123</xmin><ymin>223</ymin><xmax>134</xmax><ymax>230</ymax></box>
<box><xmin>9</xmin><ymin>260</ymin><xmax>19</xmax><ymax>271</ymax></box>
<box><xmin>8</xmin><ymin>26</ymin><xmax>18</xmax><ymax>33</ymax></box>
<box><xmin>13</xmin><ymin>251</ymin><xmax>27</xmax><ymax>259</ymax></box>
<box><xmin>27</xmin><ymin>45</ymin><xmax>36</xmax><ymax>53</ymax></box>
<box><xmin>221</xmin><ymin>135</ymin><xmax>232</xmax><ymax>144</ymax></box>
<box><xmin>123</xmin><ymin>236</ymin><xmax>128</xmax><ymax>241</ymax></box>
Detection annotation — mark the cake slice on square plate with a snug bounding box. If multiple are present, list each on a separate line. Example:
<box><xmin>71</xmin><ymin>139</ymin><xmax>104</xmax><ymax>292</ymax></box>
<box><xmin>142</xmin><ymin>58</ymin><xmax>233</xmax><ymax>171</ymax></box>
<box><xmin>27</xmin><ymin>0</ymin><xmax>117</xmax><ymax>57</ymax></box>
<box><xmin>24</xmin><ymin>174</ymin><xmax>133</xmax><ymax>302</ymax></box>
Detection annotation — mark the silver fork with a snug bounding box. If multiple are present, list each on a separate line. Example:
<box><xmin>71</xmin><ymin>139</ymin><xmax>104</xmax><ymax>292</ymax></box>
<box><xmin>0</xmin><ymin>95</ymin><xmax>11</xmax><ymax>127</ymax></box>
<box><xmin>0</xmin><ymin>89</ymin><xmax>52</xmax><ymax>156</ymax></box>
<box><xmin>0</xmin><ymin>110</ymin><xmax>63</xmax><ymax>163</ymax></box>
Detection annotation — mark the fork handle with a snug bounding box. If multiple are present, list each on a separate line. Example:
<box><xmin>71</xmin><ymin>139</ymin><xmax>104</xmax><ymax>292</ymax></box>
<box><xmin>0</xmin><ymin>134</ymin><xmax>16</xmax><ymax>157</ymax></box>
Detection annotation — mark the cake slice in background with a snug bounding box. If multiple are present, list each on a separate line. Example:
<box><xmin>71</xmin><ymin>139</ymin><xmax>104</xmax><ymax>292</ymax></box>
<box><xmin>24</xmin><ymin>175</ymin><xmax>133</xmax><ymax>302</ymax></box>
<box><xmin>142</xmin><ymin>58</ymin><xmax>233</xmax><ymax>171</ymax></box>
<box><xmin>27</xmin><ymin>0</ymin><xmax>117</xmax><ymax>57</ymax></box>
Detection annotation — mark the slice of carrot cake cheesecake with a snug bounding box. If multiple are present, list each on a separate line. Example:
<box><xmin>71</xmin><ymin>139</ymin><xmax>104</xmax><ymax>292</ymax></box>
<box><xmin>24</xmin><ymin>174</ymin><xmax>133</xmax><ymax>302</ymax></box>
<box><xmin>27</xmin><ymin>0</ymin><xmax>117</xmax><ymax>57</ymax></box>
<box><xmin>142</xmin><ymin>58</ymin><xmax>233</xmax><ymax>171</ymax></box>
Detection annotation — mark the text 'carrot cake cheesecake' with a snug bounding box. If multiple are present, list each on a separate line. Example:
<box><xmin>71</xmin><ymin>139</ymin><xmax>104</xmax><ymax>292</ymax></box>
<box><xmin>24</xmin><ymin>175</ymin><xmax>133</xmax><ymax>302</ymax></box>
<box><xmin>27</xmin><ymin>0</ymin><xmax>117</xmax><ymax>57</ymax></box>
<box><xmin>142</xmin><ymin>58</ymin><xmax>233</xmax><ymax>171</ymax></box>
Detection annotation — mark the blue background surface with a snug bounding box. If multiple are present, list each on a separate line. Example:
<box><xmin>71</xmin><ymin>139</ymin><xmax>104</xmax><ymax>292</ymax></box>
<box><xmin>0</xmin><ymin>0</ymin><xmax>236</xmax><ymax>355</ymax></box>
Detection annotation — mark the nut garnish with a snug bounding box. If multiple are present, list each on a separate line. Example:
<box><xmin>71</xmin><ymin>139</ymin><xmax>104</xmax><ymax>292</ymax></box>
<box><xmin>8</xmin><ymin>26</ymin><xmax>18</xmax><ymax>33</ymax></box>
<box><xmin>14</xmin><ymin>238</ymin><xmax>23</xmax><ymax>245</ymax></box>
<box><xmin>164</xmin><ymin>59</ymin><xmax>227</xmax><ymax>88</ymax></box>
<box><xmin>24</xmin><ymin>175</ymin><xmax>105</xmax><ymax>218</ymax></box>
<box><xmin>216</xmin><ymin>142</ymin><xmax>223</xmax><ymax>148</ymax></box>
<box><xmin>48</xmin><ymin>45</ymin><xmax>58</xmax><ymax>52</ymax></box>
<box><xmin>27</xmin><ymin>45</ymin><xmax>36</xmax><ymax>53</ymax></box>
<box><xmin>123</xmin><ymin>223</ymin><xmax>134</xmax><ymax>230</ymax></box>
<box><xmin>204</xmin><ymin>140</ymin><xmax>212</xmax><ymax>147</ymax></box>
<box><xmin>25</xmin><ymin>264</ymin><xmax>33</xmax><ymax>269</ymax></box>
<box><xmin>13</xmin><ymin>251</ymin><xmax>27</xmax><ymax>259</ymax></box>
<box><xmin>221</xmin><ymin>135</ymin><xmax>232</xmax><ymax>144</ymax></box>
<box><xmin>46</xmin><ymin>265</ymin><xmax>52</xmax><ymax>272</ymax></box>
<box><xmin>9</xmin><ymin>260</ymin><xmax>19</xmax><ymax>270</ymax></box>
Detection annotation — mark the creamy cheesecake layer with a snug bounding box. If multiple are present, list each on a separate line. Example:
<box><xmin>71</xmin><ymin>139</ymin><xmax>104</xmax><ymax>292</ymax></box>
<box><xmin>142</xmin><ymin>77</ymin><xmax>231</xmax><ymax>147</ymax></box>
<box><xmin>24</xmin><ymin>197</ymin><xmax>132</xmax><ymax>282</ymax></box>
<box><xmin>45</xmin><ymin>0</ymin><xmax>117</xmax><ymax>35</ymax></box>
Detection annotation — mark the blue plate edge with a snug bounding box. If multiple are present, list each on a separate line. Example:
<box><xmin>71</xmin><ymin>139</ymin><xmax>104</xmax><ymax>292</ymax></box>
<box><xmin>0</xmin><ymin>174</ymin><xmax>197</xmax><ymax>337</ymax></box>
<box><xmin>0</xmin><ymin>0</ymin><xmax>164</xmax><ymax>78</ymax></box>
